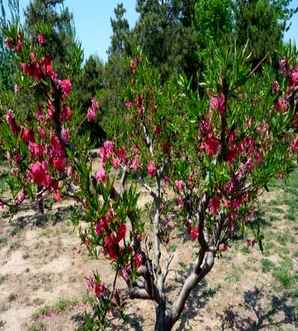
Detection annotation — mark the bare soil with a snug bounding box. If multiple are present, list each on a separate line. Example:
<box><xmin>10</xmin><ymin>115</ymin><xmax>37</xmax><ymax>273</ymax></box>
<box><xmin>0</xmin><ymin>189</ymin><xmax>297</xmax><ymax>331</ymax></box>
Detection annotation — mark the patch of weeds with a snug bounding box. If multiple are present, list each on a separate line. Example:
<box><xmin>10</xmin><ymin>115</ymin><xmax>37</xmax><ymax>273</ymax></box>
<box><xmin>293</xmin><ymin>251</ymin><xmax>298</xmax><ymax>258</ymax></box>
<box><xmin>277</xmin><ymin>246</ymin><xmax>290</xmax><ymax>257</ymax></box>
<box><xmin>262</xmin><ymin>240</ymin><xmax>275</xmax><ymax>255</ymax></box>
<box><xmin>0</xmin><ymin>236</ymin><xmax>7</xmax><ymax>247</ymax></box>
<box><xmin>27</xmin><ymin>321</ymin><xmax>47</xmax><ymax>331</ymax></box>
<box><xmin>287</xmin><ymin>210</ymin><xmax>296</xmax><ymax>222</ymax></box>
<box><xmin>240</xmin><ymin>244</ymin><xmax>250</xmax><ymax>254</ymax></box>
<box><xmin>54</xmin><ymin>297</ymin><xmax>78</xmax><ymax>312</ymax></box>
<box><xmin>272</xmin><ymin>261</ymin><xmax>294</xmax><ymax>289</ymax></box>
<box><xmin>270</xmin><ymin>206</ymin><xmax>285</xmax><ymax>214</ymax></box>
<box><xmin>224</xmin><ymin>266</ymin><xmax>241</xmax><ymax>283</ymax></box>
<box><xmin>33</xmin><ymin>297</ymin><xmax>78</xmax><ymax>319</ymax></box>
<box><xmin>274</xmin><ymin>232</ymin><xmax>289</xmax><ymax>246</ymax></box>
<box><xmin>261</xmin><ymin>258</ymin><xmax>275</xmax><ymax>273</ymax></box>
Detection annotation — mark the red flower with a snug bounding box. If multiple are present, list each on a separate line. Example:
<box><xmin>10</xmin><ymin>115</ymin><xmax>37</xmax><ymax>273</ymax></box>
<box><xmin>133</xmin><ymin>253</ymin><xmax>143</xmax><ymax>268</ymax></box>
<box><xmin>147</xmin><ymin>160</ymin><xmax>157</xmax><ymax>177</ymax></box>
<box><xmin>190</xmin><ymin>227</ymin><xmax>199</xmax><ymax>241</ymax></box>
<box><xmin>210</xmin><ymin>93</ymin><xmax>225</xmax><ymax>115</ymax></box>
<box><xmin>175</xmin><ymin>180</ymin><xmax>185</xmax><ymax>191</ymax></box>
<box><xmin>291</xmin><ymin>68</ymin><xmax>298</xmax><ymax>86</ymax></box>
<box><xmin>208</xmin><ymin>197</ymin><xmax>220</xmax><ymax>216</ymax></box>
<box><xmin>57</xmin><ymin>79</ymin><xmax>72</xmax><ymax>97</ymax></box>
<box><xmin>21</xmin><ymin>128</ymin><xmax>35</xmax><ymax>144</ymax></box>
<box><xmin>37</xmin><ymin>33</ymin><xmax>45</xmax><ymax>45</ymax></box>
<box><xmin>291</xmin><ymin>137</ymin><xmax>298</xmax><ymax>152</ymax></box>
<box><xmin>6</xmin><ymin>111</ymin><xmax>20</xmax><ymax>135</ymax></box>
<box><xmin>29</xmin><ymin>161</ymin><xmax>51</xmax><ymax>187</ymax></box>
<box><xmin>201</xmin><ymin>135</ymin><xmax>220</xmax><ymax>156</ymax></box>
<box><xmin>275</xmin><ymin>98</ymin><xmax>288</xmax><ymax>112</ymax></box>
<box><xmin>95</xmin><ymin>218</ymin><xmax>108</xmax><ymax>236</ymax></box>
<box><xmin>117</xmin><ymin>224</ymin><xmax>127</xmax><ymax>242</ymax></box>
<box><xmin>95</xmin><ymin>164</ymin><xmax>106</xmax><ymax>182</ymax></box>
<box><xmin>29</xmin><ymin>142</ymin><xmax>44</xmax><ymax>158</ymax></box>
<box><xmin>52</xmin><ymin>157</ymin><xmax>66</xmax><ymax>172</ymax></box>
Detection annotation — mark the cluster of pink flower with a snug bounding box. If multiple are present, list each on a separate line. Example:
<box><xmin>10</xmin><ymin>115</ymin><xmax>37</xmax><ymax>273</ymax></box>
<box><xmin>5</xmin><ymin>33</ymin><xmax>73</xmax><ymax>201</ymax></box>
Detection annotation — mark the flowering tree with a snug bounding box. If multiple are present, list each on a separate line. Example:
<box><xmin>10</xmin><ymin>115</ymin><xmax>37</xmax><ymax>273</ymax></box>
<box><xmin>1</xmin><ymin>24</ymin><xmax>298</xmax><ymax>331</ymax></box>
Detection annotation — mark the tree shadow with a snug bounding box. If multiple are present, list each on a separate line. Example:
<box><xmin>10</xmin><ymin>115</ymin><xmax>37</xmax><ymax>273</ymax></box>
<box><xmin>6</xmin><ymin>201</ymin><xmax>75</xmax><ymax>234</ymax></box>
<box><xmin>218</xmin><ymin>287</ymin><xmax>297</xmax><ymax>330</ymax></box>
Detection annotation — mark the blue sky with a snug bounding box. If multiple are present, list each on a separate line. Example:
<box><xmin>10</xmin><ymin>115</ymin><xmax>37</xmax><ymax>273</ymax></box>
<box><xmin>13</xmin><ymin>0</ymin><xmax>298</xmax><ymax>61</ymax></box>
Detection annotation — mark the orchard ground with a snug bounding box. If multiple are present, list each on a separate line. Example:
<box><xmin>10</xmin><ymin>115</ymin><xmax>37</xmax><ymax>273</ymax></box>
<box><xmin>0</xmin><ymin>168</ymin><xmax>297</xmax><ymax>331</ymax></box>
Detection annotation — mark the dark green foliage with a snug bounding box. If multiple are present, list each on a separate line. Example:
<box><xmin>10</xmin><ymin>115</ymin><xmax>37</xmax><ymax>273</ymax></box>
<box><xmin>234</xmin><ymin>0</ymin><xmax>298</xmax><ymax>66</ymax></box>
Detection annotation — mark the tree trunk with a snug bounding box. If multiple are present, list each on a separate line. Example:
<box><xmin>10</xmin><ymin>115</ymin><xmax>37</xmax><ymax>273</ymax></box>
<box><xmin>154</xmin><ymin>303</ymin><xmax>173</xmax><ymax>331</ymax></box>
<box><xmin>36</xmin><ymin>186</ymin><xmax>46</xmax><ymax>225</ymax></box>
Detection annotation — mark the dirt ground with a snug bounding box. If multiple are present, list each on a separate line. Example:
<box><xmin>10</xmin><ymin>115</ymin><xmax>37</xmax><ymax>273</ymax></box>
<box><xmin>0</xmin><ymin>188</ymin><xmax>297</xmax><ymax>331</ymax></box>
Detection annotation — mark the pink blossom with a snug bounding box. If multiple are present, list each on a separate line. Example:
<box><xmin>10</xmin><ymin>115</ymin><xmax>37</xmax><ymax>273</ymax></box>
<box><xmin>15</xmin><ymin>190</ymin><xmax>26</xmax><ymax>205</ymax></box>
<box><xmin>112</xmin><ymin>157</ymin><xmax>121</xmax><ymax>169</ymax></box>
<box><xmin>103</xmin><ymin>140</ymin><xmax>114</xmax><ymax>157</ymax></box>
<box><xmin>50</xmin><ymin>135</ymin><xmax>65</xmax><ymax>157</ymax></box>
<box><xmin>95</xmin><ymin>218</ymin><xmax>108</xmax><ymax>236</ymax></box>
<box><xmin>176</xmin><ymin>195</ymin><xmax>184</xmax><ymax>208</ymax></box>
<box><xmin>133</xmin><ymin>253</ymin><xmax>143</xmax><ymax>268</ymax></box>
<box><xmin>272</xmin><ymin>80</ymin><xmax>280</xmax><ymax>94</ymax></box>
<box><xmin>6</xmin><ymin>111</ymin><xmax>20</xmax><ymax>135</ymax></box>
<box><xmin>40</xmin><ymin>56</ymin><xmax>55</xmax><ymax>79</ymax></box>
<box><xmin>130</xmin><ymin>156</ymin><xmax>140</xmax><ymax>171</ymax></box>
<box><xmin>61</xmin><ymin>128</ymin><xmax>70</xmax><ymax>144</ymax></box>
<box><xmin>57</xmin><ymin>79</ymin><xmax>72</xmax><ymax>97</ymax></box>
<box><xmin>96</xmin><ymin>164</ymin><xmax>106</xmax><ymax>182</ymax></box>
<box><xmin>21</xmin><ymin>128</ymin><xmax>35</xmax><ymax>144</ymax></box>
<box><xmin>201</xmin><ymin>135</ymin><xmax>220</xmax><ymax>156</ymax></box>
<box><xmin>87</xmin><ymin>107</ymin><xmax>97</xmax><ymax>122</ymax></box>
<box><xmin>37</xmin><ymin>33</ymin><xmax>45</xmax><ymax>45</ymax></box>
<box><xmin>147</xmin><ymin>160</ymin><xmax>157</xmax><ymax>177</ymax></box>
<box><xmin>47</xmin><ymin>100</ymin><xmax>55</xmax><ymax>119</ymax></box>
<box><xmin>61</xmin><ymin>106</ymin><xmax>72</xmax><ymax>122</ymax></box>
<box><xmin>190</xmin><ymin>227</ymin><xmax>199</xmax><ymax>240</ymax></box>
<box><xmin>210</xmin><ymin>93</ymin><xmax>225</xmax><ymax>115</ymax></box>
<box><xmin>116</xmin><ymin>224</ymin><xmax>127</xmax><ymax>242</ymax></box>
<box><xmin>291</xmin><ymin>68</ymin><xmax>298</xmax><ymax>86</ymax></box>
<box><xmin>116</xmin><ymin>147</ymin><xmax>127</xmax><ymax>164</ymax></box>
<box><xmin>53</xmin><ymin>190</ymin><xmax>61</xmax><ymax>202</ymax></box>
<box><xmin>39</xmin><ymin>128</ymin><xmax>46</xmax><ymax>140</ymax></box>
<box><xmin>208</xmin><ymin>197</ymin><xmax>220</xmax><ymax>216</ymax></box>
<box><xmin>105</xmin><ymin>208</ymin><xmax>115</xmax><ymax>222</ymax></box>
<box><xmin>125</xmin><ymin>100</ymin><xmax>133</xmax><ymax>109</ymax></box>
<box><xmin>52</xmin><ymin>157</ymin><xmax>66</xmax><ymax>172</ymax></box>
<box><xmin>29</xmin><ymin>142</ymin><xmax>44</xmax><ymax>158</ymax></box>
<box><xmin>98</xmin><ymin>147</ymin><xmax>107</xmax><ymax>163</ymax></box>
<box><xmin>175</xmin><ymin>180</ymin><xmax>185</xmax><ymax>191</ymax></box>
<box><xmin>291</xmin><ymin>137</ymin><xmax>298</xmax><ymax>152</ymax></box>
<box><xmin>275</xmin><ymin>98</ymin><xmax>288</xmax><ymax>112</ymax></box>
<box><xmin>29</xmin><ymin>161</ymin><xmax>51</xmax><ymax>187</ymax></box>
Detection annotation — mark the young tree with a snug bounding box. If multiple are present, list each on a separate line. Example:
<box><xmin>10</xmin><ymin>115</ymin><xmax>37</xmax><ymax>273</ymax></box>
<box><xmin>1</xmin><ymin>16</ymin><xmax>298</xmax><ymax>331</ymax></box>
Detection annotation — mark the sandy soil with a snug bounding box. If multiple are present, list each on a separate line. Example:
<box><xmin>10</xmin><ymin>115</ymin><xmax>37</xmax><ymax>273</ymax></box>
<box><xmin>0</xmin><ymin>189</ymin><xmax>297</xmax><ymax>331</ymax></box>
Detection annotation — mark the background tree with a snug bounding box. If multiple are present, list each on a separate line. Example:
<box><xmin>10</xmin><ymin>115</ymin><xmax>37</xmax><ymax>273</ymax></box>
<box><xmin>234</xmin><ymin>0</ymin><xmax>298</xmax><ymax>67</ymax></box>
<box><xmin>0</xmin><ymin>0</ymin><xmax>19</xmax><ymax>92</ymax></box>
